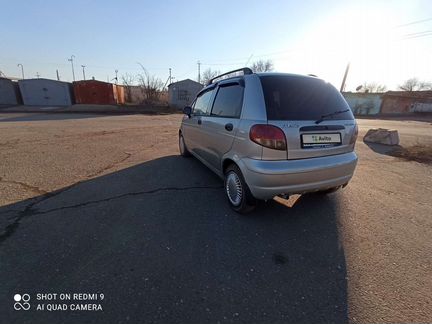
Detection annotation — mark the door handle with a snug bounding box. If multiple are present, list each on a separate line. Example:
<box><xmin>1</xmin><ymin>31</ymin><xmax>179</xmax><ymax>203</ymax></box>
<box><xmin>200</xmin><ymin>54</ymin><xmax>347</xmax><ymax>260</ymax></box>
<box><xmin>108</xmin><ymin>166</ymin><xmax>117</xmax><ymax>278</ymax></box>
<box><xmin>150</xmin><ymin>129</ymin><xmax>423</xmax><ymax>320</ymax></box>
<box><xmin>225</xmin><ymin>123</ymin><xmax>233</xmax><ymax>131</ymax></box>
<box><xmin>197</xmin><ymin>119</ymin><xmax>202</xmax><ymax>125</ymax></box>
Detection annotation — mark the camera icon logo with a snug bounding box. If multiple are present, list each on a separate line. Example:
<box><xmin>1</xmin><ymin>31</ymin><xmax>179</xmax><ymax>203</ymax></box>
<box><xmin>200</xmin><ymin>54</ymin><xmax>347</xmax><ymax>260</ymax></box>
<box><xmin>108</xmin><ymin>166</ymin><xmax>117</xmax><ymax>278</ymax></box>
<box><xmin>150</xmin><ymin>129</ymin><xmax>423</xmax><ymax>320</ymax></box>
<box><xmin>14</xmin><ymin>294</ymin><xmax>30</xmax><ymax>311</ymax></box>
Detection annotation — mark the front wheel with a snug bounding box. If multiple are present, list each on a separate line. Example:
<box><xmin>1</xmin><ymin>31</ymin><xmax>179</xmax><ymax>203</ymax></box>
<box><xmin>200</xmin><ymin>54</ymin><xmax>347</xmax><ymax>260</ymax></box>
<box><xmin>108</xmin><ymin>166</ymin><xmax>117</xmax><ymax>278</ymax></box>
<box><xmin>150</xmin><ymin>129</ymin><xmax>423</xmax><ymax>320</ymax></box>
<box><xmin>179</xmin><ymin>133</ymin><xmax>191</xmax><ymax>157</ymax></box>
<box><xmin>224</xmin><ymin>164</ymin><xmax>256</xmax><ymax>213</ymax></box>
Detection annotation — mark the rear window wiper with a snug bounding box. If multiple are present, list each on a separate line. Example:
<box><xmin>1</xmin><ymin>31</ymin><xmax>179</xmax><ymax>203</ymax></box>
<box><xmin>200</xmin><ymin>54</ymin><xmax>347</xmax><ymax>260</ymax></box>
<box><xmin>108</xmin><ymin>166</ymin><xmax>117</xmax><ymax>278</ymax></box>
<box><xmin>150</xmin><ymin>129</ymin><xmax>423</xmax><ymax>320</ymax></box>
<box><xmin>315</xmin><ymin>109</ymin><xmax>350</xmax><ymax>124</ymax></box>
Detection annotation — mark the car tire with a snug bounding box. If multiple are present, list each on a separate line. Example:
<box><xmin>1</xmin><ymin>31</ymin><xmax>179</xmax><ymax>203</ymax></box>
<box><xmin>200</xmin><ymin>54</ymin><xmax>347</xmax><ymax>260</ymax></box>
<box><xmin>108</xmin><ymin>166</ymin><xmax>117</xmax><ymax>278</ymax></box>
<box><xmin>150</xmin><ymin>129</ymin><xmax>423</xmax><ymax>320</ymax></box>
<box><xmin>224</xmin><ymin>164</ymin><xmax>256</xmax><ymax>213</ymax></box>
<box><xmin>179</xmin><ymin>133</ymin><xmax>191</xmax><ymax>157</ymax></box>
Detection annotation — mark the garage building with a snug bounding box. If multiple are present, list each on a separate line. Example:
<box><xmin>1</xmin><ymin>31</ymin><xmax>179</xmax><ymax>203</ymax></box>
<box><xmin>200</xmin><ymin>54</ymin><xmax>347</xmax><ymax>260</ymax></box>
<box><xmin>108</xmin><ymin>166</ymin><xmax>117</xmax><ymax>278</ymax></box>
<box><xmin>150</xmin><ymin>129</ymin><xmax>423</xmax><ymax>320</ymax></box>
<box><xmin>73</xmin><ymin>80</ymin><xmax>125</xmax><ymax>105</ymax></box>
<box><xmin>0</xmin><ymin>78</ymin><xmax>22</xmax><ymax>105</ymax></box>
<box><xmin>18</xmin><ymin>79</ymin><xmax>74</xmax><ymax>106</ymax></box>
<box><xmin>168</xmin><ymin>79</ymin><xmax>203</xmax><ymax>108</ymax></box>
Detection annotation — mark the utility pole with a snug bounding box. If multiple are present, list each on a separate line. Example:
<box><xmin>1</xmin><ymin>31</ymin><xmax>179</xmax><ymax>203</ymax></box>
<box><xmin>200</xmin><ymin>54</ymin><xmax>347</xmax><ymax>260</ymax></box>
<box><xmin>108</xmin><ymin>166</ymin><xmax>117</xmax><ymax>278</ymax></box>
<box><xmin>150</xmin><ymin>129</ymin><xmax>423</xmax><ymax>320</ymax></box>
<box><xmin>114</xmin><ymin>69</ymin><xmax>118</xmax><ymax>84</ymax></box>
<box><xmin>36</xmin><ymin>72</ymin><xmax>40</xmax><ymax>78</ymax></box>
<box><xmin>340</xmin><ymin>62</ymin><xmax>350</xmax><ymax>92</ymax></box>
<box><xmin>17</xmin><ymin>63</ymin><xmax>25</xmax><ymax>79</ymax></box>
<box><xmin>163</xmin><ymin>68</ymin><xmax>175</xmax><ymax>90</ymax></box>
<box><xmin>56</xmin><ymin>69</ymin><xmax>60</xmax><ymax>81</ymax></box>
<box><xmin>81</xmin><ymin>65</ymin><xmax>86</xmax><ymax>80</ymax></box>
<box><xmin>197</xmin><ymin>60</ymin><xmax>201</xmax><ymax>84</ymax></box>
<box><xmin>68</xmin><ymin>55</ymin><xmax>76</xmax><ymax>81</ymax></box>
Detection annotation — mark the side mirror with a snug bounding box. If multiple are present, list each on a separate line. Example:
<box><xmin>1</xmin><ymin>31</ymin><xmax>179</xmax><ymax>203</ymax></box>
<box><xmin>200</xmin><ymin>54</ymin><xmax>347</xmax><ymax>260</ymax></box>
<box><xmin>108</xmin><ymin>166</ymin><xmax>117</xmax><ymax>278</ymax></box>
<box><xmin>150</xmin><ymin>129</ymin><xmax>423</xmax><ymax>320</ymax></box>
<box><xmin>183</xmin><ymin>106</ymin><xmax>192</xmax><ymax>117</ymax></box>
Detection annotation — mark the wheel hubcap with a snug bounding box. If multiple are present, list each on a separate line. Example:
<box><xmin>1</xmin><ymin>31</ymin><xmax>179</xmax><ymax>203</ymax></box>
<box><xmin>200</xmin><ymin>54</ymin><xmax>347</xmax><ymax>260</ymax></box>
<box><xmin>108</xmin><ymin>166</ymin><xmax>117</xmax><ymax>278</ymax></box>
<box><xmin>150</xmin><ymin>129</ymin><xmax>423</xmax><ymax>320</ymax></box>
<box><xmin>226</xmin><ymin>172</ymin><xmax>243</xmax><ymax>206</ymax></box>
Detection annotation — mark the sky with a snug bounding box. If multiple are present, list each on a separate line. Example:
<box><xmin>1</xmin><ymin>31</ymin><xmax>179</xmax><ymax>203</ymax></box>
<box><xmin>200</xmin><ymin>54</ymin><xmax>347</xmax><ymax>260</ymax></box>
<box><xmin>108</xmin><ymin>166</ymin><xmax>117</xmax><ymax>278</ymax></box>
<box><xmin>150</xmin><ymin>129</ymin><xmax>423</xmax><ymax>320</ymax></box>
<box><xmin>1</xmin><ymin>0</ymin><xmax>431</xmax><ymax>91</ymax></box>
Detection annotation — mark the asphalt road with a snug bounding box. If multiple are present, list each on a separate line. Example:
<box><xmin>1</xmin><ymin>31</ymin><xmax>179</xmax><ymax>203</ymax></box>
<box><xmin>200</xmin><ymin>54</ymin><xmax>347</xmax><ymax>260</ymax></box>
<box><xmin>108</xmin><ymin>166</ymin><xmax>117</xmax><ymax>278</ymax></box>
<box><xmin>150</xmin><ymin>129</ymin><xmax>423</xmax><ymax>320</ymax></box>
<box><xmin>0</xmin><ymin>113</ymin><xmax>431</xmax><ymax>324</ymax></box>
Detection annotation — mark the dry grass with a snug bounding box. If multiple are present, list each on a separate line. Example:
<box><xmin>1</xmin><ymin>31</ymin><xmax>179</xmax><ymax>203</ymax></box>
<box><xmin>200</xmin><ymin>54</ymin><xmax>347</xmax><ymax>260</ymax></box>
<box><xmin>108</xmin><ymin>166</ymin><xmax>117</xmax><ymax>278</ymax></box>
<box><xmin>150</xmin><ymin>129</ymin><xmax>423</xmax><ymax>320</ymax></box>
<box><xmin>390</xmin><ymin>144</ymin><xmax>432</xmax><ymax>164</ymax></box>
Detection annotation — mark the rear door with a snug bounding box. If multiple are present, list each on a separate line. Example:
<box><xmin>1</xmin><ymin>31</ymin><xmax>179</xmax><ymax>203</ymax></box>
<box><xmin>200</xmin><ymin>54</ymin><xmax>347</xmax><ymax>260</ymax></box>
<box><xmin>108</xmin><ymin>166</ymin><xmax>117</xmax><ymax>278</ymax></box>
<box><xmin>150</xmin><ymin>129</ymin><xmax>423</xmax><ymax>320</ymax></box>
<box><xmin>259</xmin><ymin>75</ymin><xmax>356</xmax><ymax>160</ymax></box>
<box><xmin>199</xmin><ymin>79</ymin><xmax>244</xmax><ymax>170</ymax></box>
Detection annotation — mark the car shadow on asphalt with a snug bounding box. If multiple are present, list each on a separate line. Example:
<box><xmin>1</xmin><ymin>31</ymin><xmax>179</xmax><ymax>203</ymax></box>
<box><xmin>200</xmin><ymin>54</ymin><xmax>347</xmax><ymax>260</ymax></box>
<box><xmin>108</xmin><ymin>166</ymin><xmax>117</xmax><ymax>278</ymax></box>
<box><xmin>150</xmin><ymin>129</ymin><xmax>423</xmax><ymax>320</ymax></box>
<box><xmin>0</xmin><ymin>155</ymin><xmax>348</xmax><ymax>324</ymax></box>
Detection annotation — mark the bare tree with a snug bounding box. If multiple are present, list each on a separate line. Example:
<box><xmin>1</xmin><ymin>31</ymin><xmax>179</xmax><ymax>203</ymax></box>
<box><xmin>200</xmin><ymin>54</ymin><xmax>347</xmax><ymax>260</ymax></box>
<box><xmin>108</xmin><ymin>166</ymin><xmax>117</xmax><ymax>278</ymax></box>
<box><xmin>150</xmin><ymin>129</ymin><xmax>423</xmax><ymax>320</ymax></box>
<box><xmin>250</xmin><ymin>59</ymin><xmax>274</xmax><ymax>73</ymax></box>
<box><xmin>201</xmin><ymin>68</ymin><xmax>220</xmax><ymax>85</ymax></box>
<box><xmin>137</xmin><ymin>64</ymin><xmax>164</xmax><ymax>103</ymax></box>
<box><xmin>398</xmin><ymin>77</ymin><xmax>432</xmax><ymax>91</ymax></box>
<box><xmin>121</xmin><ymin>73</ymin><xmax>135</xmax><ymax>103</ymax></box>
<box><xmin>357</xmin><ymin>82</ymin><xmax>387</xmax><ymax>93</ymax></box>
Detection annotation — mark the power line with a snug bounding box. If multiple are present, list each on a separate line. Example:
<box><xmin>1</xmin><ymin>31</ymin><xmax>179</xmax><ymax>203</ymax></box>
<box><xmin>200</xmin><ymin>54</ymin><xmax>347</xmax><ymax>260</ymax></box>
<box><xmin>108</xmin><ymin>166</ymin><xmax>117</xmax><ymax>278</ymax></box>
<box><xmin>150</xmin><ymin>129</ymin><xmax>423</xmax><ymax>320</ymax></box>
<box><xmin>201</xmin><ymin>48</ymin><xmax>302</xmax><ymax>67</ymax></box>
<box><xmin>402</xmin><ymin>31</ymin><xmax>432</xmax><ymax>40</ymax></box>
<box><xmin>396</xmin><ymin>17</ymin><xmax>432</xmax><ymax>28</ymax></box>
<box><xmin>202</xmin><ymin>47</ymin><xmax>301</xmax><ymax>64</ymax></box>
<box><xmin>1</xmin><ymin>47</ymin><xmax>300</xmax><ymax>78</ymax></box>
<box><xmin>0</xmin><ymin>57</ymin><xmax>170</xmax><ymax>71</ymax></box>
<box><xmin>404</xmin><ymin>30</ymin><xmax>432</xmax><ymax>37</ymax></box>
<box><xmin>244</xmin><ymin>54</ymin><xmax>254</xmax><ymax>66</ymax></box>
<box><xmin>202</xmin><ymin>62</ymin><xmax>244</xmax><ymax>67</ymax></box>
<box><xmin>176</xmin><ymin>64</ymin><xmax>196</xmax><ymax>79</ymax></box>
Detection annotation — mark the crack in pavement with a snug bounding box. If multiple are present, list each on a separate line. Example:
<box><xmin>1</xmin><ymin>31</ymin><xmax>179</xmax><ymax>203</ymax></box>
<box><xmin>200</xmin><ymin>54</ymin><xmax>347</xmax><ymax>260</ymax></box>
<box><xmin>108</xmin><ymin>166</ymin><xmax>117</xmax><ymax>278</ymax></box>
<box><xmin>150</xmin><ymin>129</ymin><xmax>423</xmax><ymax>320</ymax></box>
<box><xmin>0</xmin><ymin>183</ymin><xmax>80</xmax><ymax>245</ymax></box>
<box><xmin>1</xmin><ymin>151</ymin><xmax>132</xmax><ymax>209</ymax></box>
<box><xmin>33</xmin><ymin>185</ymin><xmax>223</xmax><ymax>215</ymax></box>
<box><xmin>0</xmin><ymin>184</ymin><xmax>222</xmax><ymax>245</ymax></box>
<box><xmin>86</xmin><ymin>152</ymin><xmax>133</xmax><ymax>178</ymax></box>
<box><xmin>0</xmin><ymin>151</ymin><xmax>132</xmax><ymax>222</ymax></box>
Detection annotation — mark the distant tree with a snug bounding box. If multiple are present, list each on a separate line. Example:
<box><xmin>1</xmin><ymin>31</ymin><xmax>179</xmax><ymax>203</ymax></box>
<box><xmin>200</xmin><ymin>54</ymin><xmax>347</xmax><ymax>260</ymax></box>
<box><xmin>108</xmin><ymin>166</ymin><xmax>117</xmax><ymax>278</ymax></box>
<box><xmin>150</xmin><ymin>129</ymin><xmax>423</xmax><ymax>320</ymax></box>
<box><xmin>398</xmin><ymin>77</ymin><xmax>432</xmax><ymax>91</ymax></box>
<box><xmin>357</xmin><ymin>82</ymin><xmax>387</xmax><ymax>93</ymax></box>
<box><xmin>121</xmin><ymin>73</ymin><xmax>135</xmax><ymax>86</ymax></box>
<box><xmin>137</xmin><ymin>64</ymin><xmax>164</xmax><ymax>103</ymax></box>
<box><xmin>121</xmin><ymin>73</ymin><xmax>135</xmax><ymax>103</ymax></box>
<box><xmin>201</xmin><ymin>68</ymin><xmax>220</xmax><ymax>85</ymax></box>
<box><xmin>250</xmin><ymin>59</ymin><xmax>274</xmax><ymax>73</ymax></box>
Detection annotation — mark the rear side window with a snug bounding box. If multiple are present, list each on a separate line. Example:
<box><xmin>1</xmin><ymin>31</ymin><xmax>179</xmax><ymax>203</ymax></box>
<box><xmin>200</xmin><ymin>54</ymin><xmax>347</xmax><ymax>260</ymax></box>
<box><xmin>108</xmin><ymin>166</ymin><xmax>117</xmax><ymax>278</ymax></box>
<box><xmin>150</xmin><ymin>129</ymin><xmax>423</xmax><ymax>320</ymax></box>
<box><xmin>193</xmin><ymin>88</ymin><xmax>215</xmax><ymax>115</ymax></box>
<box><xmin>260</xmin><ymin>76</ymin><xmax>354</xmax><ymax>120</ymax></box>
<box><xmin>211</xmin><ymin>84</ymin><xmax>244</xmax><ymax>118</ymax></box>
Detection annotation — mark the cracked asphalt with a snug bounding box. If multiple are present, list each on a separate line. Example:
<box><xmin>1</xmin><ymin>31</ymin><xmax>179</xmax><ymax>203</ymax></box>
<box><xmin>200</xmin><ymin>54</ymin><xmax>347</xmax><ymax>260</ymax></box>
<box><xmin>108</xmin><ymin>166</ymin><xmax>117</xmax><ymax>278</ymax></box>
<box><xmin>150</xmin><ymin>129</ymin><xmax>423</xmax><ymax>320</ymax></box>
<box><xmin>0</xmin><ymin>113</ymin><xmax>431</xmax><ymax>324</ymax></box>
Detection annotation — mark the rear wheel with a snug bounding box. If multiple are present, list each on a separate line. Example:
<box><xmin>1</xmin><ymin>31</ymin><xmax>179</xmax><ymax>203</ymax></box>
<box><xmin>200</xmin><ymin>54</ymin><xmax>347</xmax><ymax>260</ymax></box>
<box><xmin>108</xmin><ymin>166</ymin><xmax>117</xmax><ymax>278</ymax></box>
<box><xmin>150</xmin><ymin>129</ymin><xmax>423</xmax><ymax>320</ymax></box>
<box><xmin>224</xmin><ymin>164</ymin><xmax>256</xmax><ymax>213</ymax></box>
<box><xmin>179</xmin><ymin>133</ymin><xmax>191</xmax><ymax>157</ymax></box>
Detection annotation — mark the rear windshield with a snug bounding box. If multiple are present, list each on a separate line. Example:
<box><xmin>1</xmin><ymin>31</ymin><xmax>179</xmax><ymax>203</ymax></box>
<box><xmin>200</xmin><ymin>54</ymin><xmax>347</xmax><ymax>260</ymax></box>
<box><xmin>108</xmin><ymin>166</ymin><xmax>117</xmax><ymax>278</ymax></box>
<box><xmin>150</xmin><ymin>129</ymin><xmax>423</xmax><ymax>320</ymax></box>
<box><xmin>259</xmin><ymin>75</ymin><xmax>354</xmax><ymax>120</ymax></box>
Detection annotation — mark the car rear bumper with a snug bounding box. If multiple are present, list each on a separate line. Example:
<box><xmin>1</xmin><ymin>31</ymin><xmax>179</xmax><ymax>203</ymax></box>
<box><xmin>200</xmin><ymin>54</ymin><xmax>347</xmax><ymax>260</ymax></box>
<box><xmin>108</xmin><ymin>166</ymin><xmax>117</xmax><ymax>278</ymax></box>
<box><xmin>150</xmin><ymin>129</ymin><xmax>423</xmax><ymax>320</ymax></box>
<box><xmin>238</xmin><ymin>152</ymin><xmax>358</xmax><ymax>200</ymax></box>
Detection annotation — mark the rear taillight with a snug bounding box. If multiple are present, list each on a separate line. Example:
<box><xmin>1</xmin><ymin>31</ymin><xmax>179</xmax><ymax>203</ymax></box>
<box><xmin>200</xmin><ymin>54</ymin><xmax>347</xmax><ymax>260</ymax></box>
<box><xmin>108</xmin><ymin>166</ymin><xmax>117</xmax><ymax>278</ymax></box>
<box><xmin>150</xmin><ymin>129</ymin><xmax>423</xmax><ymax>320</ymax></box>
<box><xmin>250</xmin><ymin>124</ymin><xmax>287</xmax><ymax>150</ymax></box>
<box><xmin>350</xmin><ymin>124</ymin><xmax>358</xmax><ymax>145</ymax></box>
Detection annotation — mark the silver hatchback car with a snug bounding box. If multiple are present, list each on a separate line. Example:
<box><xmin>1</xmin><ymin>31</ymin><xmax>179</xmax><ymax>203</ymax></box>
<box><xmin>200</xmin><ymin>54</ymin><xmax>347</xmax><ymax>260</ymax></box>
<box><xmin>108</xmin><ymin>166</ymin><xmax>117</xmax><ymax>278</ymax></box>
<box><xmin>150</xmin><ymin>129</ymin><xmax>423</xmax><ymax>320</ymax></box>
<box><xmin>179</xmin><ymin>68</ymin><xmax>358</xmax><ymax>213</ymax></box>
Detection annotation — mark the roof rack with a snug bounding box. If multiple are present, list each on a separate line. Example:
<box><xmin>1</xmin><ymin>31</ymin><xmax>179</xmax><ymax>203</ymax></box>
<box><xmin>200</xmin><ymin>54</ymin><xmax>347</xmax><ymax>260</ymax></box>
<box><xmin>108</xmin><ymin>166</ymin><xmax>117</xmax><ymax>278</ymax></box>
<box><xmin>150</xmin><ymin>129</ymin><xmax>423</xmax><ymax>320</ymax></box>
<box><xmin>207</xmin><ymin>67</ymin><xmax>253</xmax><ymax>85</ymax></box>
